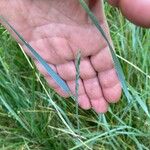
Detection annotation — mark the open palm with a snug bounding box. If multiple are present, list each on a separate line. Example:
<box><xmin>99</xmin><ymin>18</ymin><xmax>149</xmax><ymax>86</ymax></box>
<box><xmin>0</xmin><ymin>0</ymin><xmax>122</xmax><ymax>113</ymax></box>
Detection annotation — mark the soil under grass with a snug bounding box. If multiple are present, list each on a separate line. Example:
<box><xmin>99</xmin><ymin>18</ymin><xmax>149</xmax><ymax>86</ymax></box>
<box><xmin>0</xmin><ymin>3</ymin><xmax>150</xmax><ymax>150</ymax></box>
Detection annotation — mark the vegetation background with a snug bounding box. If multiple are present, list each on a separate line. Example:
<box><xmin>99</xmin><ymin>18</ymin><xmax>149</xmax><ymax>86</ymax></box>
<box><xmin>0</xmin><ymin>2</ymin><xmax>150</xmax><ymax>150</ymax></box>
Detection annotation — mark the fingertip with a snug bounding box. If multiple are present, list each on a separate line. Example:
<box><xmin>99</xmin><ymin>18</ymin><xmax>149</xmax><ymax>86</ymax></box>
<box><xmin>91</xmin><ymin>98</ymin><xmax>109</xmax><ymax>114</ymax></box>
<box><xmin>103</xmin><ymin>83</ymin><xmax>122</xmax><ymax>103</ymax></box>
<box><xmin>78</xmin><ymin>95</ymin><xmax>91</xmax><ymax>110</ymax></box>
<box><xmin>118</xmin><ymin>0</ymin><xmax>150</xmax><ymax>28</ymax></box>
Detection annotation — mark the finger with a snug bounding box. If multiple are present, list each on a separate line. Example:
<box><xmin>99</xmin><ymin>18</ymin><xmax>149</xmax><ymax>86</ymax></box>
<box><xmin>83</xmin><ymin>77</ymin><xmax>109</xmax><ymax>113</ymax></box>
<box><xmin>118</xmin><ymin>0</ymin><xmax>150</xmax><ymax>28</ymax></box>
<box><xmin>67</xmin><ymin>79</ymin><xmax>91</xmax><ymax>110</ymax></box>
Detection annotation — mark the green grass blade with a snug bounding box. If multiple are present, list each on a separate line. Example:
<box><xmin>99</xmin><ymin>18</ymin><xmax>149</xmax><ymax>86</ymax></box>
<box><xmin>70</xmin><ymin>126</ymin><xmax>131</xmax><ymax>150</ymax></box>
<box><xmin>129</xmin><ymin>86</ymin><xmax>150</xmax><ymax>118</ymax></box>
<box><xmin>79</xmin><ymin>0</ymin><xmax>132</xmax><ymax>103</ymax></box>
<box><xmin>0</xmin><ymin>96</ymin><xmax>29</xmax><ymax>132</ymax></box>
<box><xmin>0</xmin><ymin>16</ymin><xmax>71</xmax><ymax>95</ymax></box>
<box><xmin>19</xmin><ymin>44</ymin><xmax>77</xmax><ymax>133</ymax></box>
<box><xmin>0</xmin><ymin>17</ymin><xmax>89</xmax><ymax>145</ymax></box>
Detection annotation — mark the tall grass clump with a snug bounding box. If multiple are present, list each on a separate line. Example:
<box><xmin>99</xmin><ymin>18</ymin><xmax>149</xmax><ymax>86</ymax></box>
<box><xmin>0</xmin><ymin>1</ymin><xmax>150</xmax><ymax>149</ymax></box>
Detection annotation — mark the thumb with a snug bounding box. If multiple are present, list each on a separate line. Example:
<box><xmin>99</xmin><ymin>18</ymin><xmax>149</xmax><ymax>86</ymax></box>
<box><xmin>108</xmin><ymin>0</ymin><xmax>150</xmax><ymax>28</ymax></box>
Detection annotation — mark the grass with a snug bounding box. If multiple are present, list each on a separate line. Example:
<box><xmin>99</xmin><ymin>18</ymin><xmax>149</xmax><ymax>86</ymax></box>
<box><xmin>0</xmin><ymin>2</ymin><xmax>150</xmax><ymax>150</ymax></box>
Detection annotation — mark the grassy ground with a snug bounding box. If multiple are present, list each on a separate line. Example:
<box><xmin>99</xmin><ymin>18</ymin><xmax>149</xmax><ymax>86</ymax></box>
<box><xmin>0</xmin><ymin>3</ymin><xmax>150</xmax><ymax>150</ymax></box>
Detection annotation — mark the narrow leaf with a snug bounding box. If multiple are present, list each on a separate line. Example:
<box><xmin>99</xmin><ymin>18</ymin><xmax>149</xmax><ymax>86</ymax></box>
<box><xmin>0</xmin><ymin>96</ymin><xmax>29</xmax><ymax>131</ymax></box>
<box><xmin>79</xmin><ymin>0</ymin><xmax>132</xmax><ymax>103</ymax></box>
<box><xmin>0</xmin><ymin>16</ymin><xmax>71</xmax><ymax>94</ymax></box>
